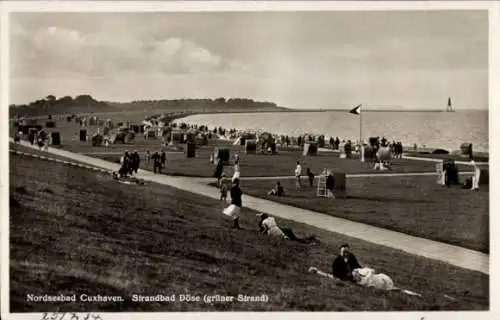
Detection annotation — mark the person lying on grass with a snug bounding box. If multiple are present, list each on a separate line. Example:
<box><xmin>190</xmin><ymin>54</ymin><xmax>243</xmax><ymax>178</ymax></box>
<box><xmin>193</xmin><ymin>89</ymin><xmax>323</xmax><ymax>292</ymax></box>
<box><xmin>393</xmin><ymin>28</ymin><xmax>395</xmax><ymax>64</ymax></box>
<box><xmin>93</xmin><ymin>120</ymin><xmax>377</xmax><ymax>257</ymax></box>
<box><xmin>332</xmin><ymin>244</ymin><xmax>362</xmax><ymax>282</ymax></box>
<box><xmin>351</xmin><ymin>267</ymin><xmax>395</xmax><ymax>291</ymax></box>
<box><xmin>257</xmin><ymin>213</ymin><xmax>318</xmax><ymax>244</ymax></box>
<box><xmin>309</xmin><ymin>265</ymin><xmax>421</xmax><ymax>296</ymax></box>
<box><xmin>112</xmin><ymin>171</ymin><xmax>145</xmax><ymax>185</ymax></box>
<box><xmin>267</xmin><ymin>181</ymin><xmax>285</xmax><ymax>196</ymax></box>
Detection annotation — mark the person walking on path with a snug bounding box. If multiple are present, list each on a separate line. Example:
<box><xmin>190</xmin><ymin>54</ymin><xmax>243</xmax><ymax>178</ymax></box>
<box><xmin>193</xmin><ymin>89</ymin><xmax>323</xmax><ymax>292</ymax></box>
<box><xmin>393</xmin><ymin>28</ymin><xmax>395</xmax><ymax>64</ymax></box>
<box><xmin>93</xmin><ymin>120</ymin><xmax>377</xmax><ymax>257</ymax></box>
<box><xmin>307</xmin><ymin>168</ymin><xmax>315</xmax><ymax>187</ymax></box>
<box><xmin>223</xmin><ymin>178</ymin><xmax>243</xmax><ymax>229</ymax></box>
<box><xmin>152</xmin><ymin>151</ymin><xmax>162</xmax><ymax>174</ymax></box>
<box><xmin>160</xmin><ymin>151</ymin><xmax>167</xmax><ymax>170</ymax></box>
<box><xmin>14</xmin><ymin>131</ymin><xmax>21</xmax><ymax>143</ymax></box>
<box><xmin>119</xmin><ymin>151</ymin><xmax>130</xmax><ymax>178</ymax></box>
<box><xmin>214</xmin><ymin>158</ymin><xmax>224</xmax><ymax>187</ymax></box>
<box><xmin>132</xmin><ymin>151</ymin><xmax>140</xmax><ymax>174</ymax></box>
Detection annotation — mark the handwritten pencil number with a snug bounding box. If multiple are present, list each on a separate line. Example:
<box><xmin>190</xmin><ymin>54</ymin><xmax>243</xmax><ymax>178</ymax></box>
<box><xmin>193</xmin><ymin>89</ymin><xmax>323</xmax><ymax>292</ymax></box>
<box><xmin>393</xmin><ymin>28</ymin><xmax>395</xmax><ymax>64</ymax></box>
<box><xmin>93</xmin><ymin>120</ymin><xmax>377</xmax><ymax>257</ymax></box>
<box><xmin>53</xmin><ymin>313</ymin><xmax>64</xmax><ymax>320</ymax></box>
<box><xmin>40</xmin><ymin>312</ymin><xmax>102</xmax><ymax>320</ymax></box>
<box><xmin>40</xmin><ymin>313</ymin><xmax>66</xmax><ymax>320</ymax></box>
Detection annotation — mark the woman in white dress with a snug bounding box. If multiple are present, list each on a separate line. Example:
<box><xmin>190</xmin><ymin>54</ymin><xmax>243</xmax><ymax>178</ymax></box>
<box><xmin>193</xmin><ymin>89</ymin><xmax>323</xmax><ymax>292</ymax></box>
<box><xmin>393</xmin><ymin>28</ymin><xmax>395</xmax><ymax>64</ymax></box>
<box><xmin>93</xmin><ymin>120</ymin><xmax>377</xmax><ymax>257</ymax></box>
<box><xmin>352</xmin><ymin>268</ymin><xmax>394</xmax><ymax>291</ymax></box>
<box><xmin>232</xmin><ymin>154</ymin><xmax>241</xmax><ymax>182</ymax></box>
<box><xmin>294</xmin><ymin>161</ymin><xmax>302</xmax><ymax>189</ymax></box>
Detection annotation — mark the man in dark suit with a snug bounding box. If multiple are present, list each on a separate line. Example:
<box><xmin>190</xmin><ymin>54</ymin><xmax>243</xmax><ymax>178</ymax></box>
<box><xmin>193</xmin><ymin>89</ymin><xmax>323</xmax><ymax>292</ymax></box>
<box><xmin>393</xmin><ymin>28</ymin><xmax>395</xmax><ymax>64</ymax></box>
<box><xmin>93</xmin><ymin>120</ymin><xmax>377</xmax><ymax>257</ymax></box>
<box><xmin>332</xmin><ymin>244</ymin><xmax>362</xmax><ymax>281</ymax></box>
<box><xmin>152</xmin><ymin>152</ymin><xmax>162</xmax><ymax>174</ymax></box>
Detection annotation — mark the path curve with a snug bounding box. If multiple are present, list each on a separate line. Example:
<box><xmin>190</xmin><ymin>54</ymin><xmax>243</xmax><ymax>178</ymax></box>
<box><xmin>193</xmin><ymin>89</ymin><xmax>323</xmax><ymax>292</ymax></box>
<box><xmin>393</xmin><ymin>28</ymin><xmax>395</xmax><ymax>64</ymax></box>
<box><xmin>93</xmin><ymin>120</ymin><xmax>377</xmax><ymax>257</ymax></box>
<box><xmin>193</xmin><ymin>171</ymin><xmax>474</xmax><ymax>183</ymax></box>
<box><xmin>9</xmin><ymin>139</ymin><xmax>489</xmax><ymax>275</ymax></box>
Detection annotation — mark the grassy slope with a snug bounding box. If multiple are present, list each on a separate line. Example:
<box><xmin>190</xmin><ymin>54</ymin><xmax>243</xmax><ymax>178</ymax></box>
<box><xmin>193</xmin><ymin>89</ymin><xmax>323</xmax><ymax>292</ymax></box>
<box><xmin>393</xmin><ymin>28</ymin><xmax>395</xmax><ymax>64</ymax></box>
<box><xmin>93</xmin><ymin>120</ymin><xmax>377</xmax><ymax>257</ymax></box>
<box><xmin>236</xmin><ymin>176</ymin><xmax>489</xmax><ymax>253</ymax></box>
<box><xmin>9</xmin><ymin>143</ymin><xmax>95</xmax><ymax>168</ymax></box>
<box><xmin>10</xmin><ymin>155</ymin><xmax>488</xmax><ymax>311</ymax></box>
<box><xmin>11</xmin><ymin>140</ymin><xmax>488</xmax><ymax>252</ymax></box>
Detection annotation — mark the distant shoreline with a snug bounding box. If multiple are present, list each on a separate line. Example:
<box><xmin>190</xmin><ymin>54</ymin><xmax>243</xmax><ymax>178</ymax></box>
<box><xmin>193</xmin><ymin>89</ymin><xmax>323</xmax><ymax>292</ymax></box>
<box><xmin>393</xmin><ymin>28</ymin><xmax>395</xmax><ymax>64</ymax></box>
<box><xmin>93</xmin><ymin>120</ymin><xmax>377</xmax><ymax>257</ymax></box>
<box><xmin>177</xmin><ymin>111</ymin><xmax>488</xmax><ymax>154</ymax></box>
<box><xmin>190</xmin><ymin>109</ymin><xmax>450</xmax><ymax>114</ymax></box>
<box><xmin>180</xmin><ymin>108</ymin><xmax>488</xmax><ymax>115</ymax></box>
<box><xmin>12</xmin><ymin>107</ymin><xmax>475</xmax><ymax>121</ymax></box>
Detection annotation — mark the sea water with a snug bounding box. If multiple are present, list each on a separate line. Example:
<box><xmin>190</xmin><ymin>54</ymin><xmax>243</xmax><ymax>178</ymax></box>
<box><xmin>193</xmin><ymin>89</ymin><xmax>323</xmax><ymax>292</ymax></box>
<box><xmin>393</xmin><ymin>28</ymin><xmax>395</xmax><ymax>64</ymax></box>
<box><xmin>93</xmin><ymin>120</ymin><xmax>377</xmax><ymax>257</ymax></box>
<box><xmin>179</xmin><ymin>110</ymin><xmax>488</xmax><ymax>152</ymax></box>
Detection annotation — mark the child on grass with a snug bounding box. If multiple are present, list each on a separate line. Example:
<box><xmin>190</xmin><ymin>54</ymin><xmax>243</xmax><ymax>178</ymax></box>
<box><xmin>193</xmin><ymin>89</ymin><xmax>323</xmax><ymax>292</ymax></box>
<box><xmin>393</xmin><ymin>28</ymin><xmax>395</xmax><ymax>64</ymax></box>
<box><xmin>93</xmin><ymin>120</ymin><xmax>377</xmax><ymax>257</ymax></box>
<box><xmin>220</xmin><ymin>174</ymin><xmax>228</xmax><ymax>201</ymax></box>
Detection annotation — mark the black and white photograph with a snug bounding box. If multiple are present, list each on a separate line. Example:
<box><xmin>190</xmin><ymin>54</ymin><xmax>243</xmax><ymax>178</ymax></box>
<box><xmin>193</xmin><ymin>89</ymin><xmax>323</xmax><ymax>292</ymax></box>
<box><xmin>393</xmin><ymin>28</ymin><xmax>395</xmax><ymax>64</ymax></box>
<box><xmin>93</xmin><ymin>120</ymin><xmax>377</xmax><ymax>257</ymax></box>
<box><xmin>2</xmin><ymin>1</ymin><xmax>498</xmax><ymax>319</ymax></box>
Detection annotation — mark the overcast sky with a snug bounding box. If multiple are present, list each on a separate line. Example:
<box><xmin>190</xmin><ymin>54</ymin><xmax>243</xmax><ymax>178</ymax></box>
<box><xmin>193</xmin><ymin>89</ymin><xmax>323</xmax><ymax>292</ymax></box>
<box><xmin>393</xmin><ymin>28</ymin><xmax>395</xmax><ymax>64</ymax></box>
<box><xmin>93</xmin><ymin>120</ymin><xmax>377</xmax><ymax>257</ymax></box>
<box><xmin>9</xmin><ymin>10</ymin><xmax>488</xmax><ymax>110</ymax></box>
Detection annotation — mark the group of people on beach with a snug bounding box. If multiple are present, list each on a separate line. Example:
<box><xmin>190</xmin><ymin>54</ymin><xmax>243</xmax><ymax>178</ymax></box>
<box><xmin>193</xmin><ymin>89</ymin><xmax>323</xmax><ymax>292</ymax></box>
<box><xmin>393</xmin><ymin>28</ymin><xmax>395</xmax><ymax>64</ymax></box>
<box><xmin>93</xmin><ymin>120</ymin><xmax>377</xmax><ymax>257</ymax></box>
<box><xmin>22</xmin><ymin>128</ymin><xmax>50</xmax><ymax>150</ymax></box>
<box><xmin>390</xmin><ymin>140</ymin><xmax>404</xmax><ymax>158</ymax></box>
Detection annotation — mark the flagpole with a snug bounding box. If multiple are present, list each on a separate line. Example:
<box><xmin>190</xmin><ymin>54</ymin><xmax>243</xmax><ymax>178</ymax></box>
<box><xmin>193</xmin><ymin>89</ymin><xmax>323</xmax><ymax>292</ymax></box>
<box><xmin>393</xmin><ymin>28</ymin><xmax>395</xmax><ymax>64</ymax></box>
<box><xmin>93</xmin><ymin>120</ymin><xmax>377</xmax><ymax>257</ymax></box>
<box><xmin>360</xmin><ymin>104</ymin><xmax>364</xmax><ymax>163</ymax></box>
<box><xmin>349</xmin><ymin>104</ymin><xmax>364</xmax><ymax>162</ymax></box>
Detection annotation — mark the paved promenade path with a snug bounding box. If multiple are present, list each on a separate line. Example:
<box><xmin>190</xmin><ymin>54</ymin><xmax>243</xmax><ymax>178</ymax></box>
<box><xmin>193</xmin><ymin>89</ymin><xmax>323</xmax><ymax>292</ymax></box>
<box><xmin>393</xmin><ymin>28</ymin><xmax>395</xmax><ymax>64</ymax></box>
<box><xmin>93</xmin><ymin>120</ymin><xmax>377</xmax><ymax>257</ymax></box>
<box><xmin>194</xmin><ymin>171</ymin><xmax>474</xmax><ymax>183</ymax></box>
<box><xmin>10</xmin><ymin>139</ymin><xmax>489</xmax><ymax>275</ymax></box>
<box><xmin>83</xmin><ymin>151</ymin><xmax>183</xmax><ymax>156</ymax></box>
<box><xmin>402</xmin><ymin>155</ymin><xmax>488</xmax><ymax>166</ymax></box>
<box><xmin>319</xmin><ymin>147</ymin><xmax>488</xmax><ymax>166</ymax></box>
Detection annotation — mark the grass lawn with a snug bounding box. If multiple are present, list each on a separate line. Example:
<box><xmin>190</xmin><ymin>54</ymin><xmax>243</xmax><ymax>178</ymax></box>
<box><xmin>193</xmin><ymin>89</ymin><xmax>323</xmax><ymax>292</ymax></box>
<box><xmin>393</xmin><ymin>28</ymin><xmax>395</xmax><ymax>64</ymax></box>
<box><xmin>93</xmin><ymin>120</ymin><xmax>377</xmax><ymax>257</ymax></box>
<box><xmin>236</xmin><ymin>176</ymin><xmax>489</xmax><ymax>253</ymax></box>
<box><xmin>12</xmin><ymin>119</ymin><xmax>481</xmax><ymax>178</ymax></box>
<box><xmin>93</xmin><ymin>147</ymin><xmax>476</xmax><ymax>178</ymax></box>
<box><xmin>10</xmin><ymin>155</ymin><xmax>488</xmax><ymax>311</ymax></box>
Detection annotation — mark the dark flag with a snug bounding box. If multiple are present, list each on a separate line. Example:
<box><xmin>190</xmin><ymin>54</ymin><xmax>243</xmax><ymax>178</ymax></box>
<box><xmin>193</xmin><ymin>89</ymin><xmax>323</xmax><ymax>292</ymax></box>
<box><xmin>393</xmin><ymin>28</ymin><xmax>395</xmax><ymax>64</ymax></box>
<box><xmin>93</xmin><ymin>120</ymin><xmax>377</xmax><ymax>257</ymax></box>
<box><xmin>349</xmin><ymin>104</ymin><xmax>362</xmax><ymax>115</ymax></box>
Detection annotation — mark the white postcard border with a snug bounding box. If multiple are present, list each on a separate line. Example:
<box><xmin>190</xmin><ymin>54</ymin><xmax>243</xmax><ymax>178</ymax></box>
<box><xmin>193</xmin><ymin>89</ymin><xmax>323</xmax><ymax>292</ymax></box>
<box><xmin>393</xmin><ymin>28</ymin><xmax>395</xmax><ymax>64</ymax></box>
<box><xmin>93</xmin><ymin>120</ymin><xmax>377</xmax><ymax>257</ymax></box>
<box><xmin>1</xmin><ymin>1</ymin><xmax>498</xmax><ymax>320</ymax></box>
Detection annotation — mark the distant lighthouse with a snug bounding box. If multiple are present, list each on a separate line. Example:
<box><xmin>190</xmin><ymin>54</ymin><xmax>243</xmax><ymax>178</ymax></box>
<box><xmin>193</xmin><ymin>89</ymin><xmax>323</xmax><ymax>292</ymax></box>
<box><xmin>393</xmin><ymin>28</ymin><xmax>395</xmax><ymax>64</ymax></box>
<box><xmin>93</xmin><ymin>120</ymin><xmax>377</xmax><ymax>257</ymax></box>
<box><xmin>446</xmin><ymin>97</ymin><xmax>454</xmax><ymax>112</ymax></box>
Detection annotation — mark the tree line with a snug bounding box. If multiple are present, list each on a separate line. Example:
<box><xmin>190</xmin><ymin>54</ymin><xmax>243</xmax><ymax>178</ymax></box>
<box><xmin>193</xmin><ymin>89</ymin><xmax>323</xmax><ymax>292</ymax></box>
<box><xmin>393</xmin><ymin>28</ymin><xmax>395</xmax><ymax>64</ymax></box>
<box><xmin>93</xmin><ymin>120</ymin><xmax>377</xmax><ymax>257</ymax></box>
<box><xmin>10</xmin><ymin>95</ymin><xmax>288</xmax><ymax>118</ymax></box>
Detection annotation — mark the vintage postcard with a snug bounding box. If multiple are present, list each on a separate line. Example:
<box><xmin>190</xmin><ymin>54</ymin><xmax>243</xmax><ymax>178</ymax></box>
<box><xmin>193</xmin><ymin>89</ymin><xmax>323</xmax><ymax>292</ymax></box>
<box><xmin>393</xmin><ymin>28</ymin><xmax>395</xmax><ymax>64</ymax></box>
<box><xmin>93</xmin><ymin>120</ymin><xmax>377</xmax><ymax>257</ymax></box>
<box><xmin>1</xmin><ymin>1</ymin><xmax>498</xmax><ymax>320</ymax></box>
